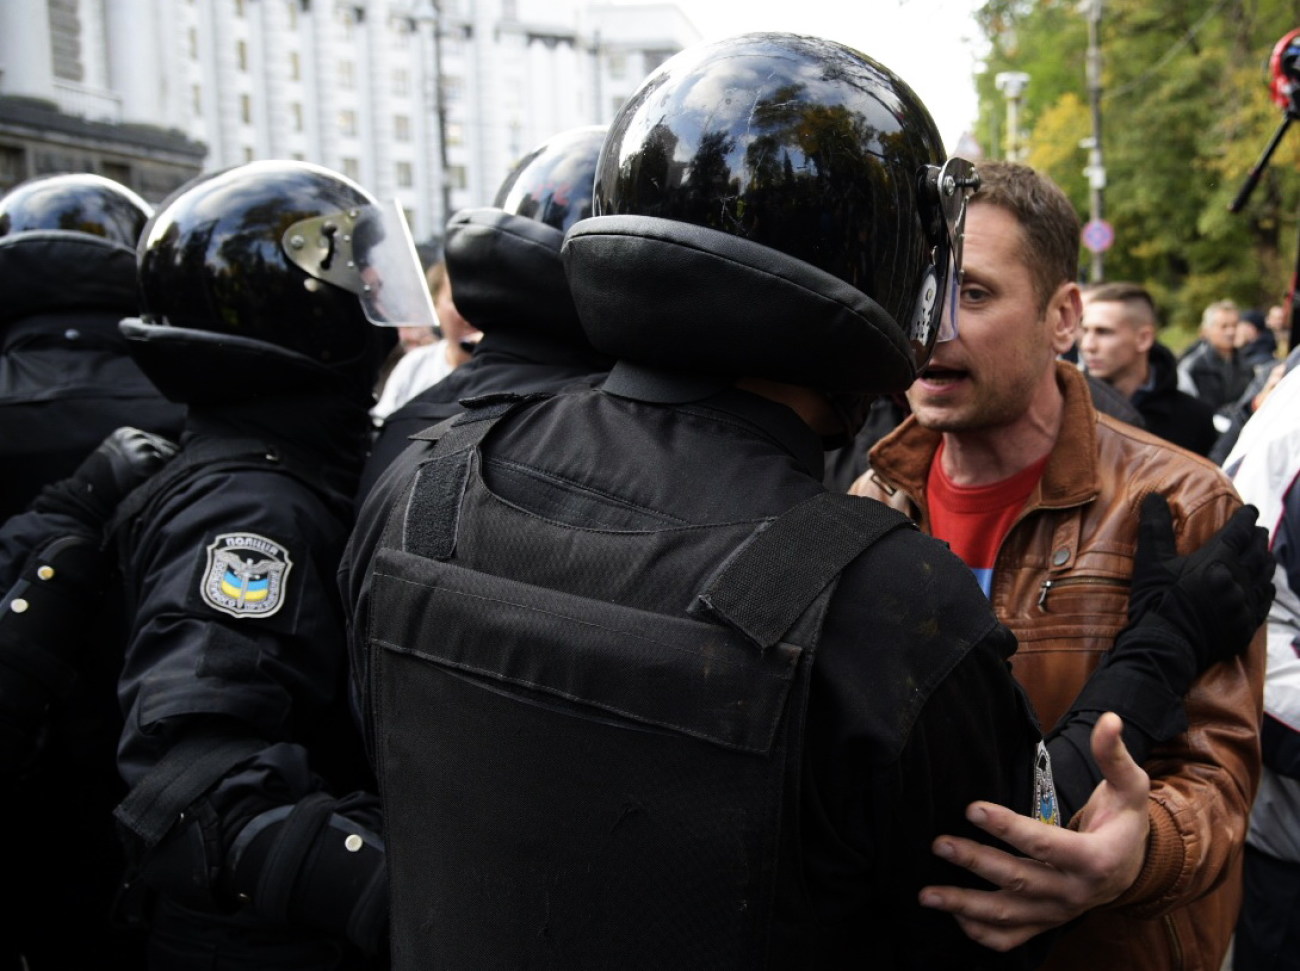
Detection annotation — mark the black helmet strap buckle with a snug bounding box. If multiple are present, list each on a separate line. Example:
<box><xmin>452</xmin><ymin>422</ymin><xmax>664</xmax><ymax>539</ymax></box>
<box><xmin>281</xmin><ymin>202</ymin><xmax>437</xmax><ymax>330</ymax></box>
<box><xmin>283</xmin><ymin>209</ymin><xmax>365</xmax><ymax>292</ymax></box>
<box><xmin>921</xmin><ymin>157</ymin><xmax>980</xmax><ymax>273</ymax></box>
<box><xmin>910</xmin><ymin>157</ymin><xmax>980</xmax><ymax>355</ymax></box>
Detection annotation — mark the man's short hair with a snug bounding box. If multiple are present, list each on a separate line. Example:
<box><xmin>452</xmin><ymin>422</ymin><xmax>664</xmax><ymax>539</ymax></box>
<box><xmin>1201</xmin><ymin>298</ymin><xmax>1238</xmax><ymax>330</ymax></box>
<box><xmin>972</xmin><ymin>161</ymin><xmax>1079</xmax><ymax>313</ymax></box>
<box><xmin>1086</xmin><ymin>281</ymin><xmax>1158</xmax><ymax>327</ymax></box>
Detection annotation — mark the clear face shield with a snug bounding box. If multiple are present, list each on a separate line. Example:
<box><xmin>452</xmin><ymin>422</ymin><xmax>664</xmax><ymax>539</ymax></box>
<box><xmin>907</xmin><ymin>157</ymin><xmax>980</xmax><ymax>367</ymax></box>
<box><xmin>282</xmin><ymin>200</ymin><xmax>437</xmax><ymax>330</ymax></box>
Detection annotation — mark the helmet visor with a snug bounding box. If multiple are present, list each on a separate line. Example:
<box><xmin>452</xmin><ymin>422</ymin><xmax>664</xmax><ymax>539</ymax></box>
<box><xmin>282</xmin><ymin>200</ymin><xmax>436</xmax><ymax>329</ymax></box>
<box><xmin>907</xmin><ymin>157</ymin><xmax>978</xmax><ymax>363</ymax></box>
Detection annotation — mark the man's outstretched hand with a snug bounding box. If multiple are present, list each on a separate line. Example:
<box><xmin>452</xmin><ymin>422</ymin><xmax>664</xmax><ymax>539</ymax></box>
<box><xmin>918</xmin><ymin>713</ymin><xmax>1150</xmax><ymax>951</ymax></box>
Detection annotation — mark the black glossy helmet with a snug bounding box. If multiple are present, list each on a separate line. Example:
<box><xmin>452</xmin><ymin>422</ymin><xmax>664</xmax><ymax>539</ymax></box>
<box><xmin>127</xmin><ymin>160</ymin><xmax>433</xmax><ymax>400</ymax></box>
<box><xmin>445</xmin><ymin>126</ymin><xmax>607</xmax><ymax>345</ymax></box>
<box><xmin>563</xmin><ymin>32</ymin><xmax>977</xmax><ymax>395</ymax></box>
<box><xmin>0</xmin><ymin>173</ymin><xmax>152</xmax><ymax>246</ymax></box>
<box><xmin>493</xmin><ymin>125</ymin><xmax>605</xmax><ymax>233</ymax></box>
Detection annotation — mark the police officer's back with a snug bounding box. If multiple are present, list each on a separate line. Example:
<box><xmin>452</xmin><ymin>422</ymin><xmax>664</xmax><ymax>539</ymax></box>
<box><xmin>0</xmin><ymin>174</ymin><xmax>184</xmax><ymax>520</ymax></box>
<box><xmin>111</xmin><ymin>161</ymin><xmax>435</xmax><ymax>969</ymax></box>
<box><xmin>344</xmin><ymin>35</ymin><xmax>1040</xmax><ymax>970</ymax></box>
<box><xmin>358</xmin><ymin>126</ymin><xmax>612</xmax><ymax>499</ymax></box>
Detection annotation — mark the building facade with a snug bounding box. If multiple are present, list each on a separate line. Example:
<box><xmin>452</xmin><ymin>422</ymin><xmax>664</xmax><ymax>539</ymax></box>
<box><xmin>0</xmin><ymin>0</ymin><xmax>699</xmax><ymax>247</ymax></box>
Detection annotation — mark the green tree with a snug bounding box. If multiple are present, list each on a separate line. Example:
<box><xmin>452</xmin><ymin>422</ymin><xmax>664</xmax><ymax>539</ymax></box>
<box><xmin>974</xmin><ymin>0</ymin><xmax>1300</xmax><ymax>335</ymax></box>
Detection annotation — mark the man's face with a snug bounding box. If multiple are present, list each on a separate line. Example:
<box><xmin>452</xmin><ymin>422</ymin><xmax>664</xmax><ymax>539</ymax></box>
<box><xmin>1079</xmin><ymin>301</ymin><xmax>1150</xmax><ymax>386</ymax></box>
<box><xmin>436</xmin><ymin>279</ymin><xmax>479</xmax><ymax>348</ymax></box>
<box><xmin>1203</xmin><ymin>309</ymin><xmax>1238</xmax><ymax>355</ymax></box>
<box><xmin>906</xmin><ymin>202</ymin><xmax>1071</xmax><ymax>433</ymax></box>
<box><xmin>1267</xmin><ymin>304</ymin><xmax>1287</xmax><ymax>333</ymax></box>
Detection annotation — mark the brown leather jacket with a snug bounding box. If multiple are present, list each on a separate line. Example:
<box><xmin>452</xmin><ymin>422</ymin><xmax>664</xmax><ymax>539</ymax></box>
<box><xmin>851</xmin><ymin>362</ymin><xmax>1264</xmax><ymax>971</ymax></box>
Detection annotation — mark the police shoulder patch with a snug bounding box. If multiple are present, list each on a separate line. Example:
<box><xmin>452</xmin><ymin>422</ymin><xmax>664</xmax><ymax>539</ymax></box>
<box><xmin>200</xmin><ymin>533</ymin><xmax>293</xmax><ymax>619</ymax></box>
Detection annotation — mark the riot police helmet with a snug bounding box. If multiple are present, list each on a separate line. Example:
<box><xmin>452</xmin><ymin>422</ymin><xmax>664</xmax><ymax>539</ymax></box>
<box><xmin>125</xmin><ymin>160</ymin><xmax>434</xmax><ymax>401</ymax></box>
<box><xmin>563</xmin><ymin>32</ymin><xmax>979</xmax><ymax>396</ymax></box>
<box><xmin>445</xmin><ymin>126</ymin><xmax>607</xmax><ymax>344</ymax></box>
<box><xmin>0</xmin><ymin>173</ymin><xmax>152</xmax><ymax>247</ymax></box>
<box><xmin>493</xmin><ymin>125</ymin><xmax>605</xmax><ymax>233</ymax></box>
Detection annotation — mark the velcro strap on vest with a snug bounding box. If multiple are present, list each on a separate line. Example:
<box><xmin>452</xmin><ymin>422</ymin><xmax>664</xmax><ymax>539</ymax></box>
<box><xmin>696</xmin><ymin>492</ymin><xmax>915</xmax><ymax>650</ymax></box>
<box><xmin>401</xmin><ymin>397</ymin><xmax>530</xmax><ymax>560</ymax></box>
<box><xmin>114</xmin><ymin>734</ymin><xmax>265</xmax><ymax>847</ymax></box>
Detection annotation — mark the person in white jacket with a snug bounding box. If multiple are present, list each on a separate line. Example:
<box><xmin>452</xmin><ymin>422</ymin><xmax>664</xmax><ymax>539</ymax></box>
<box><xmin>1224</xmin><ymin>348</ymin><xmax>1300</xmax><ymax>971</ymax></box>
<box><xmin>372</xmin><ymin>261</ymin><xmax>479</xmax><ymax>420</ymax></box>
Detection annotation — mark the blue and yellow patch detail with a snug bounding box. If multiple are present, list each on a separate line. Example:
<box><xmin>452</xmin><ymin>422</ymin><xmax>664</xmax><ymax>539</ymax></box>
<box><xmin>200</xmin><ymin>533</ymin><xmax>293</xmax><ymax>619</ymax></box>
<box><xmin>1033</xmin><ymin>741</ymin><xmax>1061</xmax><ymax>827</ymax></box>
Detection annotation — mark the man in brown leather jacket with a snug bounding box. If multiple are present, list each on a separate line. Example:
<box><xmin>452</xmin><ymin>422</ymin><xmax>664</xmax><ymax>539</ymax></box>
<box><xmin>851</xmin><ymin>161</ymin><xmax>1265</xmax><ymax>971</ymax></box>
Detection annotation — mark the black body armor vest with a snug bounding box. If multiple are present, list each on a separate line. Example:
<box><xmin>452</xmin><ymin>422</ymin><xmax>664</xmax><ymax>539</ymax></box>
<box><xmin>367</xmin><ymin>398</ymin><xmax>912</xmax><ymax>970</ymax></box>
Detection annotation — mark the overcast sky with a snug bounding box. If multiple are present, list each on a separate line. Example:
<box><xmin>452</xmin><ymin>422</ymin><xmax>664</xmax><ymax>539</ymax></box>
<box><xmin>621</xmin><ymin>0</ymin><xmax>989</xmax><ymax>152</ymax></box>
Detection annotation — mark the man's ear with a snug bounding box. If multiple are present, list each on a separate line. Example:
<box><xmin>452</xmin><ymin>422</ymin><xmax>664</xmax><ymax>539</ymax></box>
<box><xmin>1048</xmin><ymin>282</ymin><xmax>1082</xmax><ymax>355</ymax></box>
<box><xmin>1135</xmin><ymin>322</ymin><xmax>1156</xmax><ymax>354</ymax></box>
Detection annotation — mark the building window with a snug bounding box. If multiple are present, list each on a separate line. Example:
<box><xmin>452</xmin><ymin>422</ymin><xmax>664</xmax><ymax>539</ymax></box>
<box><xmin>393</xmin><ymin>69</ymin><xmax>409</xmax><ymax>97</ymax></box>
<box><xmin>237</xmin><ymin>40</ymin><xmax>248</xmax><ymax>71</ymax></box>
<box><xmin>192</xmin><ymin>84</ymin><xmax>203</xmax><ymax>115</ymax></box>
<box><xmin>342</xmin><ymin>157</ymin><xmax>360</xmax><ymax>180</ymax></box>
<box><xmin>608</xmin><ymin>53</ymin><xmax>626</xmax><ymax>79</ymax></box>
<box><xmin>394</xmin><ymin>115</ymin><xmax>411</xmax><ymax>142</ymax></box>
<box><xmin>234</xmin><ymin>0</ymin><xmax>246</xmax><ymax>18</ymax></box>
<box><xmin>49</xmin><ymin>0</ymin><xmax>84</xmax><ymax>82</ymax></box>
<box><xmin>189</xmin><ymin>27</ymin><xmax>199</xmax><ymax>59</ymax></box>
<box><xmin>610</xmin><ymin>96</ymin><xmax>624</xmax><ymax>117</ymax></box>
<box><xmin>643</xmin><ymin>50</ymin><xmax>674</xmax><ymax>74</ymax></box>
<box><xmin>102</xmin><ymin>161</ymin><xmax>131</xmax><ymax>186</ymax></box>
<box><xmin>287</xmin><ymin>1</ymin><xmax>298</xmax><ymax>28</ymax></box>
<box><xmin>396</xmin><ymin>161</ymin><xmax>413</xmax><ymax>187</ymax></box>
<box><xmin>291</xmin><ymin>103</ymin><xmax>303</xmax><ymax>131</ymax></box>
<box><xmin>338</xmin><ymin>109</ymin><xmax>357</xmax><ymax>137</ymax></box>
<box><xmin>243</xmin><ymin>146</ymin><xmax>254</xmax><ymax>162</ymax></box>
<box><xmin>445</xmin><ymin>122</ymin><xmax>463</xmax><ymax>146</ymax></box>
<box><xmin>240</xmin><ymin>94</ymin><xmax>252</xmax><ymax>124</ymax></box>
<box><xmin>0</xmin><ymin>145</ymin><xmax>25</xmax><ymax>189</ymax></box>
<box><xmin>442</xmin><ymin>76</ymin><xmax>463</xmax><ymax>103</ymax></box>
<box><xmin>447</xmin><ymin>165</ymin><xmax>467</xmax><ymax>190</ymax></box>
<box><xmin>339</xmin><ymin>61</ymin><xmax>355</xmax><ymax>90</ymax></box>
<box><xmin>290</xmin><ymin>51</ymin><xmax>301</xmax><ymax>81</ymax></box>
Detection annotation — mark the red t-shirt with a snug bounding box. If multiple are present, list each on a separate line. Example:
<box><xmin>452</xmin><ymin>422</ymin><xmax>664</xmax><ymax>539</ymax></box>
<box><xmin>926</xmin><ymin>442</ymin><xmax>1050</xmax><ymax>598</ymax></box>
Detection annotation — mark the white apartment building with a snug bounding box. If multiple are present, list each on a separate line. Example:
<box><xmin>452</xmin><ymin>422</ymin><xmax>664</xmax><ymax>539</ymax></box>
<box><xmin>0</xmin><ymin>0</ymin><xmax>699</xmax><ymax>247</ymax></box>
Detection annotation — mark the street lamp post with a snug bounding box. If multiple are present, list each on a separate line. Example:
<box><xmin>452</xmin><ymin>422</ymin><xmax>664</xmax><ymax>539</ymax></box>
<box><xmin>1084</xmin><ymin>0</ymin><xmax>1106</xmax><ymax>282</ymax></box>
<box><xmin>995</xmin><ymin>71</ymin><xmax>1031</xmax><ymax>162</ymax></box>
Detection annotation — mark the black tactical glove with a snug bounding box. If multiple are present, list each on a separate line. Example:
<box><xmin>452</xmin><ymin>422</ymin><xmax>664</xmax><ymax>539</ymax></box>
<box><xmin>226</xmin><ymin>791</ymin><xmax>388</xmax><ymax>960</ymax></box>
<box><xmin>1127</xmin><ymin>492</ymin><xmax>1274</xmax><ymax>679</ymax></box>
<box><xmin>1048</xmin><ymin>493</ymin><xmax>1274</xmax><ymax>818</ymax></box>
<box><xmin>31</xmin><ymin>426</ymin><xmax>178</xmax><ymax>528</ymax></box>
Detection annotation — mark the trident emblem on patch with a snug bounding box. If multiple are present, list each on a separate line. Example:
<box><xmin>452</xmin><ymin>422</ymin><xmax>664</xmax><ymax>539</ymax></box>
<box><xmin>200</xmin><ymin>533</ymin><xmax>293</xmax><ymax>619</ymax></box>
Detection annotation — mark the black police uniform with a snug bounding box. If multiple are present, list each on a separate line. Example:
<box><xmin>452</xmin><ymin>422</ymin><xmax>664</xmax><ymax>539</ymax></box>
<box><xmin>344</xmin><ymin>370</ymin><xmax>1057</xmax><ymax>970</ymax></box>
<box><xmin>0</xmin><ymin>432</ymin><xmax>174</xmax><ymax>970</ymax></box>
<box><xmin>102</xmin><ymin>159</ymin><xmax>417</xmax><ymax>970</ymax></box>
<box><xmin>0</xmin><ymin>231</ymin><xmax>184</xmax><ymax>520</ymax></box>
<box><xmin>113</xmin><ymin>394</ymin><xmax>383</xmax><ymax>970</ymax></box>
<box><xmin>359</xmin><ymin>329</ymin><xmax>606</xmax><ymax>497</ymax></box>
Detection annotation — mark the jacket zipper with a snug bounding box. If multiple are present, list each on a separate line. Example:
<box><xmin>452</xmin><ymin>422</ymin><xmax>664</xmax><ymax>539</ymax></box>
<box><xmin>1162</xmin><ymin>913</ymin><xmax>1184</xmax><ymax>970</ymax></box>
<box><xmin>1037</xmin><ymin>575</ymin><xmax>1131</xmax><ymax>609</ymax></box>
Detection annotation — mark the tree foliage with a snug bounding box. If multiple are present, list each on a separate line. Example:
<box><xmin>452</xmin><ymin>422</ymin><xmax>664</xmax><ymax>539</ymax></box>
<box><xmin>973</xmin><ymin>0</ymin><xmax>1300</xmax><ymax>333</ymax></box>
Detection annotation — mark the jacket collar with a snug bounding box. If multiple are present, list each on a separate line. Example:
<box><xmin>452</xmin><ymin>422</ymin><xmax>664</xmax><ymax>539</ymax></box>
<box><xmin>868</xmin><ymin>360</ymin><xmax>1101</xmax><ymax>512</ymax></box>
